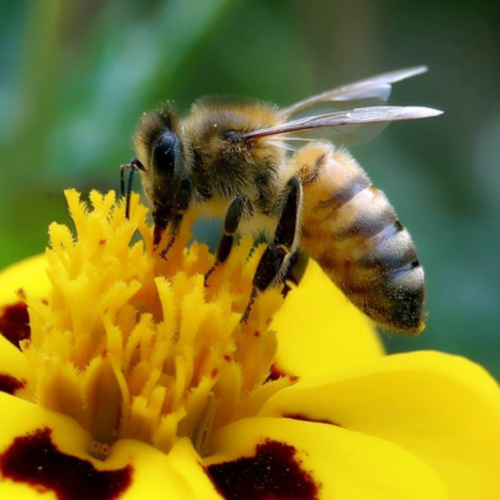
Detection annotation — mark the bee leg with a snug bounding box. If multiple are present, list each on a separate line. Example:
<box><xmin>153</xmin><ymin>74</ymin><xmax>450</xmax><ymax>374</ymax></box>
<box><xmin>242</xmin><ymin>177</ymin><xmax>302</xmax><ymax>323</ymax></box>
<box><xmin>157</xmin><ymin>175</ymin><xmax>193</xmax><ymax>258</ymax></box>
<box><xmin>152</xmin><ymin>206</ymin><xmax>172</xmax><ymax>249</ymax></box>
<box><xmin>119</xmin><ymin>158</ymin><xmax>145</xmax><ymax>219</ymax></box>
<box><xmin>281</xmin><ymin>249</ymin><xmax>309</xmax><ymax>298</ymax></box>
<box><xmin>205</xmin><ymin>194</ymin><xmax>253</xmax><ymax>284</ymax></box>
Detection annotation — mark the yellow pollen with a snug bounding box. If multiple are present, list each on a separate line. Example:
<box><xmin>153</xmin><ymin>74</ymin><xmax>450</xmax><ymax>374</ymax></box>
<box><xmin>21</xmin><ymin>190</ymin><xmax>293</xmax><ymax>458</ymax></box>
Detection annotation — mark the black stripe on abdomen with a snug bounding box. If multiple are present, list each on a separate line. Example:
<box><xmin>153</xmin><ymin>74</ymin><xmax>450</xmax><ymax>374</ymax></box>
<box><xmin>317</xmin><ymin>172</ymin><xmax>371</xmax><ymax>213</ymax></box>
<box><xmin>357</xmin><ymin>221</ymin><xmax>419</xmax><ymax>274</ymax></box>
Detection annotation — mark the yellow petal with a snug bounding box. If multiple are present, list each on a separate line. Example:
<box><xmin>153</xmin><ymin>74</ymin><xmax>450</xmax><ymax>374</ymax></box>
<box><xmin>271</xmin><ymin>259</ymin><xmax>384</xmax><ymax>379</ymax></box>
<box><xmin>110</xmin><ymin>439</ymin><xmax>221</xmax><ymax>500</ymax></box>
<box><xmin>167</xmin><ymin>438</ymin><xmax>227</xmax><ymax>500</ymax></box>
<box><xmin>0</xmin><ymin>259</ymin><xmax>32</xmax><ymax>398</ymax></box>
<box><xmin>0</xmin><ymin>393</ymin><xmax>220</xmax><ymax>500</ymax></box>
<box><xmin>0</xmin><ymin>335</ymin><xmax>30</xmax><ymax>398</ymax></box>
<box><xmin>206</xmin><ymin>416</ymin><xmax>448</xmax><ymax>500</ymax></box>
<box><xmin>261</xmin><ymin>351</ymin><xmax>500</xmax><ymax>500</ymax></box>
<box><xmin>0</xmin><ymin>255</ymin><xmax>50</xmax><ymax>306</ymax></box>
<box><xmin>0</xmin><ymin>255</ymin><xmax>49</xmax><ymax>354</ymax></box>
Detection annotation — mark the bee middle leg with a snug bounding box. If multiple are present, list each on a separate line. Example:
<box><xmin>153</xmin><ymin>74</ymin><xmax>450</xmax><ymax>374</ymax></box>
<box><xmin>242</xmin><ymin>176</ymin><xmax>303</xmax><ymax>322</ymax></box>
<box><xmin>204</xmin><ymin>194</ymin><xmax>253</xmax><ymax>284</ymax></box>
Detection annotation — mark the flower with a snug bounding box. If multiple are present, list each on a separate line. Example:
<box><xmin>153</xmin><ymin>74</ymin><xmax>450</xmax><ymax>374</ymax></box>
<box><xmin>0</xmin><ymin>190</ymin><xmax>499</xmax><ymax>500</ymax></box>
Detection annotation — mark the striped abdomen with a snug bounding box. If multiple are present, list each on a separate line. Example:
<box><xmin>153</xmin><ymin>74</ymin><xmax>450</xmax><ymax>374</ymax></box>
<box><xmin>296</xmin><ymin>143</ymin><xmax>426</xmax><ymax>334</ymax></box>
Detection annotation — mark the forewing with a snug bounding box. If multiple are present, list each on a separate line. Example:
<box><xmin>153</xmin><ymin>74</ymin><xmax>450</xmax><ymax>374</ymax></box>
<box><xmin>242</xmin><ymin>106</ymin><xmax>443</xmax><ymax>144</ymax></box>
<box><xmin>280</xmin><ymin>66</ymin><xmax>429</xmax><ymax>118</ymax></box>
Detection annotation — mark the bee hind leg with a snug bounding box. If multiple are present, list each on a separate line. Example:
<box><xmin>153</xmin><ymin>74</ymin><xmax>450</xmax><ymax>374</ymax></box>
<box><xmin>281</xmin><ymin>249</ymin><xmax>309</xmax><ymax>298</ymax></box>
<box><xmin>204</xmin><ymin>194</ymin><xmax>253</xmax><ymax>284</ymax></box>
<box><xmin>241</xmin><ymin>177</ymin><xmax>302</xmax><ymax>323</ymax></box>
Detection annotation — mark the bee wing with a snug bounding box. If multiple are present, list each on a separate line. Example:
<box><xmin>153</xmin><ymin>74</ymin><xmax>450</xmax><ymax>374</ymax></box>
<box><xmin>242</xmin><ymin>105</ymin><xmax>443</xmax><ymax>142</ymax></box>
<box><xmin>280</xmin><ymin>66</ymin><xmax>429</xmax><ymax>118</ymax></box>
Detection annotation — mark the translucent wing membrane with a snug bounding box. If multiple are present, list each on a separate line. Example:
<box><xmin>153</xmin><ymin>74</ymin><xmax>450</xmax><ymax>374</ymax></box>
<box><xmin>280</xmin><ymin>66</ymin><xmax>429</xmax><ymax>118</ymax></box>
<box><xmin>266</xmin><ymin>66</ymin><xmax>440</xmax><ymax>147</ymax></box>
<box><xmin>242</xmin><ymin>105</ymin><xmax>443</xmax><ymax>141</ymax></box>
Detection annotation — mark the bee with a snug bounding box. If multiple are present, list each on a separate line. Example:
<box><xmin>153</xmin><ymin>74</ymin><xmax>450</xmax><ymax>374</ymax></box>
<box><xmin>121</xmin><ymin>66</ymin><xmax>442</xmax><ymax>334</ymax></box>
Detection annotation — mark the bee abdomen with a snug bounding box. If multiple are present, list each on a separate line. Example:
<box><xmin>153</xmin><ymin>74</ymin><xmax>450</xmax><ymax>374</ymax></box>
<box><xmin>295</xmin><ymin>144</ymin><xmax>426</xmax><ymax>333</ymax></box>
<box><xmin>304</xmin><ymin>181</ymin><xmax>426</xmax><ymax>334</ymax></box>
<box><xmin>342</xmin><ymin>217</ymin><xmax>426</xmax><ymax>334</ymax></box>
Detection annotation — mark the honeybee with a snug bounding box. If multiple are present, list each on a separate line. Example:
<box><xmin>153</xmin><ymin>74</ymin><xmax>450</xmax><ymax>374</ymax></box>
<box><xmin>121</xmin><ymin>66</ymin><xmax>442</xmax><ymax>334</ymax></box>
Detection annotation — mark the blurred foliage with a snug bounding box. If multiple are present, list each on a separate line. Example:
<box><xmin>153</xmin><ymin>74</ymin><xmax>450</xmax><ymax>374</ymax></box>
<box><xmin>1</xmin><ymin>0</ymin><xmax>500</xmax><ymax>376</ymax></box>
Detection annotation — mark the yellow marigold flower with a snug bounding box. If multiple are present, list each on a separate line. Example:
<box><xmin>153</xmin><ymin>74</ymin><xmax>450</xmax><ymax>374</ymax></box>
<box><xmin>0</xmin><ymin>189</ymin><xmax>499</xmax><ymax>500</ymax></box>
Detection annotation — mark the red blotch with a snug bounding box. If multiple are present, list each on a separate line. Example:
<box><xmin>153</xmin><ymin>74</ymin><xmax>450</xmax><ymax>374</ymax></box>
<box><xmin>265</xmin><ymin>363</ymin><xmax>299</xmax><ymax>383</ymax></box>
<box><xmin>283</xmin><ymin>413</ymin><xmax>341</xmax><ymax>427</ymax></box>
<box><xmin>0</xmin><ymin>428</ymin><xmax>132</xmax><ymax>500</ymax></box>
<box><xmin>0</xmin><ymin>374</ymin><xmax>26</xmax><ymax>395</ymax></box>
<box><xmin>0</xmin><ymin>302</ymin><xmax>31</xmax><ymax>349</ymax></box>
<box><xmin>207</xmin><ymin>439</ymin><xmax>320</xmax><ymax>500</ymax></box>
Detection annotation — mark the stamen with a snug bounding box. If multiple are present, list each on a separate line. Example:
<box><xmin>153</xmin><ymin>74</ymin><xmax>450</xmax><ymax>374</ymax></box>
<box><xmin>89</xmin><ymin>359</ymin><xmax>123</xmax><ymax>460</ymax></box>
<box><xmin>20</xmin><ymin>190</ymin><xmax>295</xmax><ymax>458</ymax></box>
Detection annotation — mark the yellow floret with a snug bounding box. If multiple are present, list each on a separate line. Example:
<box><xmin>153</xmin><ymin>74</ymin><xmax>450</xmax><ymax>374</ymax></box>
<box><xmin>22</xmin><ymin>190</ymin><xmax>289</xmax><ymax>458</ymax></box>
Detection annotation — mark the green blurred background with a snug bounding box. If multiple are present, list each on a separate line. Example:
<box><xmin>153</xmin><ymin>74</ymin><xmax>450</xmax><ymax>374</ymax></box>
<box><xmin>1</xmin><ymin>1</ymin><xmax>499</xmax><ymax>375</ymax></box>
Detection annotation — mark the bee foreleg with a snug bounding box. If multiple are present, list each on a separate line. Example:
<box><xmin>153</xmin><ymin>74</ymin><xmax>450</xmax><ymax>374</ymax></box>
<box><xmin>158</xmin><ymin>175</ymin><xmax>193</xmax><ymax>258</ymax></box>
<box><xmin>241</xmin><ymin>177</ymin><xmax>302</xmax><ymax>323</ymax></box>
<box><xmin>120</xmin><ymin>158</ymin><xmax>145</xmax><ymax>219</ymax></box>
<box><xmin>204</xmin><ymin>194</ymin><xmax>253</xmax><ymax>284</ymax></box>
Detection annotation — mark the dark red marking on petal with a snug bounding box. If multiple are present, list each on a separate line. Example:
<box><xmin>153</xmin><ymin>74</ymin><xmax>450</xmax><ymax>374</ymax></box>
<box><xmin>0</xmin><ymin>302</ymin><xmax>31</xmax><ymax>349</ymax></box>
<box><xmin>206</xmin><ymin>438</ymin><xmax>320</xmax><ymax>500</ymax></box>
<box><xmin>265</xmin><ymin>364</ymin><xmax>285</xmax><ymax>382</ymax></box>
<box><xmin>265</xmin><ymin>363</ymin><xmax>299</xmax><ymax>383</ymax></box>
<box><xmin>0</xmin><ymin>374</ymin><xmax>26</xmax><ymax>395</ymax></box>
<box><xmin>283</xmin><ymin>413</ymin><xmax>341</xmax><ymax>427</ymax></box>
<box><xmin>0</xmin><ymin>428</ymin><xmax>132</xmax><ymax>500</ymax></box>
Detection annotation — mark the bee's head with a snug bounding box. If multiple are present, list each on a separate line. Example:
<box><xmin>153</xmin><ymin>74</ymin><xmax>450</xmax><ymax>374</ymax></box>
<box><xmin>133</xmin><ymin>104</ymin><xmax>185</xmax><ymax>209</ymax></box>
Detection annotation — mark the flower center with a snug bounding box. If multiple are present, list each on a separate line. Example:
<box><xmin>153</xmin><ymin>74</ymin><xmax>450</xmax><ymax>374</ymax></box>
<box><xmin>21</xmin><ymin>190</ymin><xmax>294</xmax><ymax>459</ymax></box>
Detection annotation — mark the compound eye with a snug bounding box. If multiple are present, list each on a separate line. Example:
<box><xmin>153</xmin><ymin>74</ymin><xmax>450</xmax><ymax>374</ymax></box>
<box><xmin>151</xmin><ymin>129</ymin><xmax>182</xmax><ymax>180</ymax></box>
